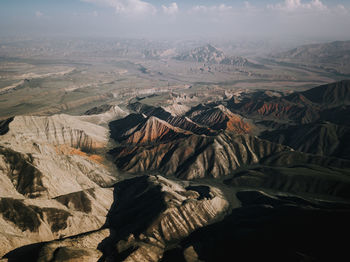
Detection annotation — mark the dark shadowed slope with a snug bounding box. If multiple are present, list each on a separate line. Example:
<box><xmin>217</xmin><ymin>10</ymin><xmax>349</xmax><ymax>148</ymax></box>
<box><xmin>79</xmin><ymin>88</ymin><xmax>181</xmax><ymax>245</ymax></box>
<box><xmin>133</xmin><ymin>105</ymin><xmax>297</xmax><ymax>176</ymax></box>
<box><xmin>301</xmin><ymin>80</ymin><xmax>350</xmax><ymax>107</ymax></box>
<box><xmin>228</xmin><ymin>80</ymin><xmax>350</xmax><ymax>124</ymax></box>
<box><xmin>260</xmin><ymin>121</ymin><xmax>350</xmax><ymax>159</ymax></box>
<box><xmin>161</xmin><ymin>190</ymin><xmax>350</xmax><ymax>262</ymax></box>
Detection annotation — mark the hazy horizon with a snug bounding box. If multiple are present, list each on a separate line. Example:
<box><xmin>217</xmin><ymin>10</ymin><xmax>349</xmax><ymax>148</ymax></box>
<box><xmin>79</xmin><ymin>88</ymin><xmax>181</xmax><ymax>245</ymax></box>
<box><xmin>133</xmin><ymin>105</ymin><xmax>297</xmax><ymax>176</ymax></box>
<box><xmin>1</xmin><ymin>0</ymin><xmax>350</xmax><ymax>42</ymax></box>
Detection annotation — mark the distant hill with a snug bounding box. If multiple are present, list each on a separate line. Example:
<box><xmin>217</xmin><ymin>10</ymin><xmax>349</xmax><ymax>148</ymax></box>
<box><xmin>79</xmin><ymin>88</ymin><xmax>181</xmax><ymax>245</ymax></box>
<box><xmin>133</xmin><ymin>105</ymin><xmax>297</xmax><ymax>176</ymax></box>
<box><xmin>174</xmin><ymin>44</ymin><xmax>262</xmax><ymax>67</ymax></box>
<box><xmin>272</xmin><ymin>40</ymin><xmax>350</xmax><ymax>74</ymax></box>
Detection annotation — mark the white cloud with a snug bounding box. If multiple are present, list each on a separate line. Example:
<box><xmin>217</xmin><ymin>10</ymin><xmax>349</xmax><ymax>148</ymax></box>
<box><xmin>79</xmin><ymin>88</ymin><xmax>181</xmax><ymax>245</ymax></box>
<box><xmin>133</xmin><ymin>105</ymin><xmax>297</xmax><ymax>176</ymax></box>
<box><xmin>335</xmin><ymin>4</ymin><xmax>349</xmax><ymax>14</ymax></box>
<box><xmin>81</xmin><ymin>0</ymin><xmax>156</xmax><ymax>16</ymax></box>
<box><xmin>35</xmin><ymin>11</ymin><xmax>43</xmax><ymax>18</ymax></box>
<box><xmin>310</xmin><ymin>0</ymin><xmax>327</xmax><ymax>10</ymax></box>
<box><xmin>244</xmin><ymin>1</ymin><xmax>253</xmax><ymax>9</ymax></box>
<box><xmin>190</xmin><ymin>4</ymin><xmax>232</xmax><ymax>14</ymax></box>
<box><xmin>268</xmin><ymin>0</ymin><xmax>327</xmax><ymax>12</ymax></box>
<box><xmin>162</xmin><ymin>2</ymin><xmax>178</xmax><ymax>15</ymax></box>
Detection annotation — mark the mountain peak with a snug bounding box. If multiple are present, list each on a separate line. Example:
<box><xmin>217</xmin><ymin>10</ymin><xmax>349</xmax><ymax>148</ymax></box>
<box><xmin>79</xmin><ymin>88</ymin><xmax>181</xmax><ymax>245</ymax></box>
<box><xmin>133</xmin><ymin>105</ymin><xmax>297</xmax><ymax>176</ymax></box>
<box><xmin>124</xmin><ymin>116</ymin><xmax>191</xmax><ymax>145</ymax></box>
<box><xmin>189</xmin><ymin>105</ymin><xmax>251</xmax><ymax>134</ymax></box>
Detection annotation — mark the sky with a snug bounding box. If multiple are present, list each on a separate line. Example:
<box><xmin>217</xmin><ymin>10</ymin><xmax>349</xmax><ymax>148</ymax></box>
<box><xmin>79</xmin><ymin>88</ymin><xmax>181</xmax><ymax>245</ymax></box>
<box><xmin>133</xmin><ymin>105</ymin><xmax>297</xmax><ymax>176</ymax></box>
<box><xmin>1</xmin><ymin>0</ymin><xmax>350</xmax><ymax>41</ymax></box>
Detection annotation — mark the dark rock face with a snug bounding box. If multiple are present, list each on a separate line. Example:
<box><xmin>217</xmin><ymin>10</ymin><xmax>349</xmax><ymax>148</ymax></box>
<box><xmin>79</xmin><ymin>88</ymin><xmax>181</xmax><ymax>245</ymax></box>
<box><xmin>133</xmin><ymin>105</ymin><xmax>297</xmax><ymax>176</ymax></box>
<box><xmin>0</xmin><ymin>117</ymin><xmax>14</xmax><ymax>135</ymax></box>
<box><xmin>41</xmin><ymin>208</ymin><xmax>71</xmax><ymax>233</ymax></box>
<box><xmin>0</xmin><ymin>198</ymin><xmax>42</xmax><ymax>232</ymax></box>
<box><xmin>224</xmin><ymin>165</ymin><xmax>350</xmax><ymax>199</ymax></box>
<box><xmin>84</xmin><ymin>104</ymin><xmax>113</xmax><ymax>115</ymax></box>
<box><xmin>301</xmin><ymin>80</ymin><xmax>350</xmax><ymax>107</ymax></box>
<box><xmin>0</xmin><ymin>146</ymin><xmax>47</xmax><ymax>198</ymax></box>
<box><xmin>320</xmin><ymin>105</ymin><xmax>350</xmax><ymax>126</ymax></box>
<box><xmin>109</xmin><ymin>113</ymin><xmax>146</xmax><ymax>142</ymax></box>
<box><xmin>0</xmin><ymin>198</ymin><xmax>71</xmax><ymax>233</ymax></box>
<box><xmin>260</xmin><ymin>121</ymin><xmax>350</xmax><ymax>159</ymax></box>
<box><xmin>105</xmin><ymin>176</ymin><xmax>167</xmax><ymax>239</ymax></box>
<box><xmin>55</xmin><ymin>190</ymin><xmax>94</xmax><ymax>213</ymax></box>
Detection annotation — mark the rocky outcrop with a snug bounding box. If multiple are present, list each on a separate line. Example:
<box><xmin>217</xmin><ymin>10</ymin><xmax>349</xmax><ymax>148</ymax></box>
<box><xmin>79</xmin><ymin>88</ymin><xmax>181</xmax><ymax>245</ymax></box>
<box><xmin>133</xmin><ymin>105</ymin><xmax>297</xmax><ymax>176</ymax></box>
<box><xmin>162</xmin><ymin>104</ymin><xmax>190</xmax><ymax>116</ymax></box>
<box><xmin>174</xmin><ymin>44</ymin><xmax>226</xmax><ymax>64</ymax></box>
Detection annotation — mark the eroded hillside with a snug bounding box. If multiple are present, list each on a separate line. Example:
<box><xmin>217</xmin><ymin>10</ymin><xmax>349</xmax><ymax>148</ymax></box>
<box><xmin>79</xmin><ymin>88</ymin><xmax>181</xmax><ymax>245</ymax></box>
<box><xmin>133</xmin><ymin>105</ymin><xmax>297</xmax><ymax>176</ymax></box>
<box><xmin>2</xmin><ymin>80</ymin><xmax>350</xmax><ymax>261</ymax></box>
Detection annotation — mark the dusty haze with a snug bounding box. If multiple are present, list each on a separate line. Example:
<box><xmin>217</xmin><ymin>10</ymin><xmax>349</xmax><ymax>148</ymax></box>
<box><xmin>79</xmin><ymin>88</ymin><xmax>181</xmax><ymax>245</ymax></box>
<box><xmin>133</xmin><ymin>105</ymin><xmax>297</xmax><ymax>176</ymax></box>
<box><xmin>1</xmin><ymin>0</ymin><xmax>350</xmax><ymax>41</ymax></box>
